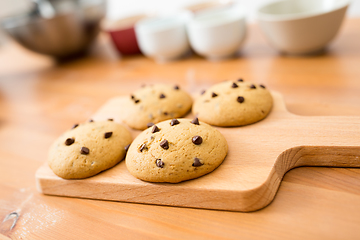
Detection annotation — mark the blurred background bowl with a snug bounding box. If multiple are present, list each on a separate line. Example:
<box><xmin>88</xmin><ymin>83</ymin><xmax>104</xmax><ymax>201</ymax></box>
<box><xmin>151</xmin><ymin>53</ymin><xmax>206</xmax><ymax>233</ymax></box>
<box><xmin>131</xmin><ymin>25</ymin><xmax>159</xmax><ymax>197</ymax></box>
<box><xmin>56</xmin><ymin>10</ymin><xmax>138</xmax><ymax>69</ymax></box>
<box><xmin>186</xmin><ymin>3</ymin><xmax>247</xmax><ymax>60</ymax></box>
<box><xmin>0</xmin><ymin>0</ymin><xmax>106</xmax><ymax>59</ymax></box>
<box><xmin>102</xmin><ymin>14</ymin><xmax>146</xmax><ymax>56</ymax></box>
<box><xmin>135</xmin><ymin>11</ymin><xmax>192</xmax><ymax>63</ymax></box>
<box><xmin>257</xmin><ymin>0</ymin><xmax>350</xmax><ymax>55</ymax></box>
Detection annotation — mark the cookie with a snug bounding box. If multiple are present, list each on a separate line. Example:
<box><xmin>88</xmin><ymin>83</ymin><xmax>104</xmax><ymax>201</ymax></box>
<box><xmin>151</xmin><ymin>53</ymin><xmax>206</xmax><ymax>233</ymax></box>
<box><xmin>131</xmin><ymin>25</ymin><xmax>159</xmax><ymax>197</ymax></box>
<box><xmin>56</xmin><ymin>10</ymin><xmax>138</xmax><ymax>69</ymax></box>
<box><xmin>48</xmin><ymin>120</ymin><xmax>132</xmax><ymax>179</ymax></box>
<box><xmin>123</xmin><ymin>84</ymin><xmax>193</xmax><ymax>130</ymax></box>
<box><xmin>193</xmin><ymin>80</ymin><xmax>273</xmax><ymax>126</ymax></box>
<box><xmin>125</xmin><ymin>118</ymin><xmax>228</xmax><ymax>183</ymax></box>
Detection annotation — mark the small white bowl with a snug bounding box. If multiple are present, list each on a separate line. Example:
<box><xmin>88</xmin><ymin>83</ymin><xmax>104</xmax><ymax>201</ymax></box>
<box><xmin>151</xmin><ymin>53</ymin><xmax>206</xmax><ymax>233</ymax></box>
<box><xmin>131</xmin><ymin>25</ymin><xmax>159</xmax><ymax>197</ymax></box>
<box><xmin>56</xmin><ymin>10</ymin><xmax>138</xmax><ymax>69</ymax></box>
<box><xmin>257</xmin><ymin>0</ymin><xmax>350</xmax><ymax>55</ymax></box>
<box><xmin>134</xmin><ymin>11</ymin><xmax>192</xmax><ymax>62</ymax></box>
<box><xmin>186</xmin><ymin>4</ymin><xmax>247</xmax><ymax>61</ymax></box>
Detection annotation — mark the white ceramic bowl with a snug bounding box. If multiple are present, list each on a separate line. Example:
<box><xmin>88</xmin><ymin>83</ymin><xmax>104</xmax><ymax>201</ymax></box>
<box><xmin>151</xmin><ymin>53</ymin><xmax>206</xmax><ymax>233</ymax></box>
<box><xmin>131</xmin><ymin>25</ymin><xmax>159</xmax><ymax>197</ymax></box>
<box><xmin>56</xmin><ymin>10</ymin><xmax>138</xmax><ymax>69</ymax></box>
<box><xmin>257</xmin><ymin>0</ymin><xmax>350</xmax><ymax>55</ymax></box>
<box><xmin>134</xmin><ymin>11</ymin><xmax>192</xmax><ymax>62</ymax></box>
<box><xmin>186</xmin><ymin>4</ymin><xmax>246</xmax><ymax>61</ymax></box>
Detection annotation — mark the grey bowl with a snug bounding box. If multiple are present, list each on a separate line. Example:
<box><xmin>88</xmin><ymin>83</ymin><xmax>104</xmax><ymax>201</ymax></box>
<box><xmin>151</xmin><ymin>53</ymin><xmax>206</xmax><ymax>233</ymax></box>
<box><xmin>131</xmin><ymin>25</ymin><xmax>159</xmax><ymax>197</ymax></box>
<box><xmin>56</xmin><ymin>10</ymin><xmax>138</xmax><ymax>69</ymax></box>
<box><xmin>0</xmin><ymin>0</ymin><xmax>106</xmax><ymax>59</ymax></box>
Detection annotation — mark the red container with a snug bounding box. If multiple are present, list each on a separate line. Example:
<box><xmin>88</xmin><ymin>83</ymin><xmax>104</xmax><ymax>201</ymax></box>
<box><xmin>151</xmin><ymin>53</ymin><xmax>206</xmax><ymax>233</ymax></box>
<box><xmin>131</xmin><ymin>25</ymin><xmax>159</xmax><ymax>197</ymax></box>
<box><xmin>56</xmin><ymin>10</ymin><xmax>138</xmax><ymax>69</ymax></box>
<box><xmin>103</xmin><ymin>15</ymin><xmax>146</xmax><ymax>56</ymax></box>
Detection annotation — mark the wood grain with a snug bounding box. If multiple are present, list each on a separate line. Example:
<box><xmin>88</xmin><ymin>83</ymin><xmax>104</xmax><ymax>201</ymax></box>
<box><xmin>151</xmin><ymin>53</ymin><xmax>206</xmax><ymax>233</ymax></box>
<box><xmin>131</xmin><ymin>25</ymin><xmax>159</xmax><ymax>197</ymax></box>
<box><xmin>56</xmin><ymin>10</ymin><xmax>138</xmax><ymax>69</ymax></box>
<box><xmin>36</xmin><ymin>92</ymin><xmax>360</xmax><ymax>212</ymax></box>
<box><xmin>1</xmin><ymin>18</ymin><xmax>360</xmax><ymax>239</ymax></box>
<box><xmin>0</xmin><ymin>234</ymin><xmax>11</xmax><ymax>240</ymax></box>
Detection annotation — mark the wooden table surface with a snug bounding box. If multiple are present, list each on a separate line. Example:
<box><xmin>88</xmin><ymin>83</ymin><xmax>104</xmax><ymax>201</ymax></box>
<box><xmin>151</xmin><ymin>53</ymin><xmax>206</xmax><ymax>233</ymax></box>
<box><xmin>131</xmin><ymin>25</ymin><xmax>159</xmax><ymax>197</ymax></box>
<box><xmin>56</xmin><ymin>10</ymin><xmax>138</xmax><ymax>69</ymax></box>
<box><xmin>0</xmin><ymin>18</ymin><xmax>360</xmax><ymax>240</ymax></box>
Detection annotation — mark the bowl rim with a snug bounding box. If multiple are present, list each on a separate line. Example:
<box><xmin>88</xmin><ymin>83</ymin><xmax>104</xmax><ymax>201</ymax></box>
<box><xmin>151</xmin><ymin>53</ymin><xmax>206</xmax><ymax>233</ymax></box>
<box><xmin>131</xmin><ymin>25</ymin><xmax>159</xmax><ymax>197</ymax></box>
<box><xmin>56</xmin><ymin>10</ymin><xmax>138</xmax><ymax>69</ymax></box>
<box><xmin>135</xmin><ymin>10</ymin><xmax>193</xmax><ymax>34</ymax></box>
<box><xmin>101</xmin><ymin>14</ymin><xmax>148</xmax><ymax>32</ymax></box>
<box><xmin>187</xmin><ymin>4</ymin><xmax>246</xmax><ymax>29</ymax></box>
<box><xmin>257</xmin><ymin>0</ymin><xmax>350</xmax><ymax>22</ymax></box>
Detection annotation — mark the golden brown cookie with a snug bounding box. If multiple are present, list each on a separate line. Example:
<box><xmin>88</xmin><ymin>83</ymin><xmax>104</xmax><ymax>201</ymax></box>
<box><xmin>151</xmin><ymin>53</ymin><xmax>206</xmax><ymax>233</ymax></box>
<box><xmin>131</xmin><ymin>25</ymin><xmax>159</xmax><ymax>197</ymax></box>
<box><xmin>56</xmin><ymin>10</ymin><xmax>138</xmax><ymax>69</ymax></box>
<box><xmin>192</xmin><ymin>80</ymin><xmax>273</xmax><ymax>126</ymax></box>
<box><xmin>125</xmin><ymin>118</ymin><xmax>228</xmax><ymax>183</ymax></box>
<box><xmin>123</xmin><ymin>84</ymin><xmax>193</xmax><ymax>130</ymax></box>
<box><xmin>48</xmin><ymin>120</ymin><xmax>132</xmax><ymax>179</ymax></box>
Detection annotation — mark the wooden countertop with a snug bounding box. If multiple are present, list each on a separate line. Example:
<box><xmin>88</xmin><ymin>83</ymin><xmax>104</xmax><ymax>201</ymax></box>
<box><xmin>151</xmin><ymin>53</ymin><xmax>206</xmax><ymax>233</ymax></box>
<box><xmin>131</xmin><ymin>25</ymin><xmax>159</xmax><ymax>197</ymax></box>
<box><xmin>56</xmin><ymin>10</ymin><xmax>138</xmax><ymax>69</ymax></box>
<box><xmin>1</xmin><ymin>18</ymin><xmax>360</xmax><ymax>240</ymax></box>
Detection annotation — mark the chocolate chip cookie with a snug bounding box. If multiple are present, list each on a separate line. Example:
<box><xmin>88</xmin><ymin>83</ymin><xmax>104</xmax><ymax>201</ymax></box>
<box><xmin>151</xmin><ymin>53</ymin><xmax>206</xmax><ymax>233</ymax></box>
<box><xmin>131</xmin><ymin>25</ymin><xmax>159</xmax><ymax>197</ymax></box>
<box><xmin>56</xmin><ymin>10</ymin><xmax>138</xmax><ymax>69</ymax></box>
<box><xmin>124</xmin><ymin>84</ymin><xmax>193</xmax><ymax>130</ymax></box>
<box><xmin>48</xmin><ymin>120</ymin><xmax>132</xmax><ymax>179</ymax></box>
<box><xmin>193</xmin><ymin>80</ymin><xmax>273</xmax><ymax>126</ymax></box>
<box><xmin>125</xmin><ymin>118</ymin><xmax>228</xmax><ymax>183</ymax></box>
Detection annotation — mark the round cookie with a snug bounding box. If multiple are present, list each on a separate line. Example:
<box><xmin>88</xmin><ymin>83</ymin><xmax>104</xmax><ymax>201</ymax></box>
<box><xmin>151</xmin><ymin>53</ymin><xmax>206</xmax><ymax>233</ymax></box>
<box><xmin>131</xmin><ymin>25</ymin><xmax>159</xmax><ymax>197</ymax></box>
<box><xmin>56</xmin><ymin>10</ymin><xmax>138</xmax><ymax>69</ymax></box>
<box><xmin>123</xmin><ymin>84</ymin><xmax>193</xmax><ymax>130</ymax></box>
<box><xmin>48</xmin><ymin>120</ymin><xmax>132</xmax><ymax>179</ymax></box>
<box><xmin>125</xmin><ymin>118</ymin><xmax>228</xmax><ymax>183</ymax></box>
<box><xmin>192</xmin><ymin>80</ymin><xmax>273</xmax><ymax>126</ymax></box>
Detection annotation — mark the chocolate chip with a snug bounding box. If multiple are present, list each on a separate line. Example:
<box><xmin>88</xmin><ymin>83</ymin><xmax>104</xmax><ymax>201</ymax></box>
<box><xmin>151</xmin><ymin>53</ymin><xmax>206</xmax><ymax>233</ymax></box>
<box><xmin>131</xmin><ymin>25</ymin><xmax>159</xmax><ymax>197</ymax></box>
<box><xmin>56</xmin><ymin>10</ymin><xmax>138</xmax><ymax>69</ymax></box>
<box><xmin>201</xmin><ymin>90</ymin><xmax>206</xmax><ymax>95</ymax></box>
<box><xmin>212</xmin><ymin>92</ymin><xmax>218</xmax><ymax>98</ymax></box>
<box><xmin>192</xmin><ymin>158</ymin><xmax>203</xmax><ymax>167</ymax></box>
<box><xmin>147</xmin><ymin>122</ymin><xmax>154</xmax><ymax>128</ymax></box>
<box><xmin>131</xmin><ymin>95</ymin><xmax>135</xmax><ymax>99</ymax></box>
<box><xmin>237</xmin><ymin>96</ymin><xmax>245</xmax><ymax>103</ymax></box>
<box><xmin>250</xmin><ymin>84</ymin><xmax>256</xmax><ymax>89</ymax></box>
<box><xmin>139</xmin><ymin>143</ymin><xmax>147</xmax><ymax>152</ymax></box>
<box><xmin>191</xmin><ymin>117</ymin><xmax>200</xmax><ymax>125</ymax></box>
<box><xmin>163</xmin><ymin>112</ymin><xmax>168</xmax><ymax>116</ymax></box>
<box><xmin>151</xmin><ymin>125</ymin><xmax>160</xmax><ymax>133</ymax></box>
<box><xmin>174</xmin><ymin>85</ymin><xmax>179</xmax><ymax>90</ymax></box>
<box><xmin>260</xmin><ymin>84</ymin><xmax>266</xmax><ymax>89</ymax></box>
<box><xmin>81</xmin><ymin>147</ymin><xmax>89</xmax><ymax>155</ymax></box>
<box><xmin>104</xmin><ymin>132</ymin><xmax>113</xmax><ymax>138</ymax></box>
<box><xmin>170</xmin><ymin>119</ymin><xmax>180</xmax><ymax>126</ymax></box>
<box><xmin>72</xmin><ymin>124</ymin><xmax>79</xmax><ymax>129</ymax></box>
<box><xmin>108</xmin><ymin>118</ymin><xmax>113</xmax><ymax>121</ymax></box>
<box><xmin>192</xmin><ymin>136</ymin><xmax>203</xmax><ymax>145</ymax></box>
<box><xmin>238</xmin><ymin>78</ymin><xmax>244</xmax><ymax>82</ymax></box>
<box><xmin>134</xmin><ymin>99</ymin><xmax>140</xmax><ymax>104</ymax></box>
<box><xmin>160</xmin><ymin>139</ymin><xmax>169</xmax><ymax>150</ymax></box>
<box><xmin>231</xmin><ymin>82</ymin><xmax>238</xmax><ymax>88</ymax></box>
<box><xmin>156</xmin><ymin>159</ymin><xmax>164</xmax><ymax>168</ymax></box>
<box><xmin>65</xmin><ymin>138</ymin><xmax>75</xmax><ymax>146</ymax></box>
<box><xmin>125</xmin><ymin>144</ymin><xmax>130</xmax><ymax>151</ymax></box>
<box><xmin>159</xmin><ymin>93</ymin><xmax>166</xmax><ymax>99</ymax></box>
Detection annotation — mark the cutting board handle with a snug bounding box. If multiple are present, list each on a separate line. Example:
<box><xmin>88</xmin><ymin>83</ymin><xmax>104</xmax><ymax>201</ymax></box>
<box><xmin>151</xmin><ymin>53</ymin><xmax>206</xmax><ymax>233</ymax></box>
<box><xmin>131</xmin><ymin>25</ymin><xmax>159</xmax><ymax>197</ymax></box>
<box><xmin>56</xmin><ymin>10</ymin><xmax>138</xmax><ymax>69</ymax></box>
<box><xmin>275</xmin><ymin>146</ymin><xmax>360</xmax><ymax>176</ymax></box>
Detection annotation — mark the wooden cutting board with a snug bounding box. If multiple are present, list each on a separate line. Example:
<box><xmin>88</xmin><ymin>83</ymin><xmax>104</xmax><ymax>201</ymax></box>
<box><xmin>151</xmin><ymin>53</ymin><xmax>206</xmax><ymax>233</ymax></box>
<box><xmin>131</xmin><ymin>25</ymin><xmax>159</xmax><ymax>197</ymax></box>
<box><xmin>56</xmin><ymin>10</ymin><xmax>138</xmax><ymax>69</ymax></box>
<box><xmin>35</xmin><ymin>92</ymin><xmax>360</xmax><ymax>212</ymax></box>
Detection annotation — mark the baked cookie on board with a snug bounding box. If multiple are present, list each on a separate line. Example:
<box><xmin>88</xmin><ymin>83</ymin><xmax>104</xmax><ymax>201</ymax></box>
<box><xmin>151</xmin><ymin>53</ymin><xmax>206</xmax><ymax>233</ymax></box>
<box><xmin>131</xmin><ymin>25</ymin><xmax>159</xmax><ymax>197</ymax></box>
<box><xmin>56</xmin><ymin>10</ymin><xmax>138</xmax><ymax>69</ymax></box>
<box><xmin>193</xmin><ymin>80</ymin><xmax>273</xmax><ymax>126</ymax></box>
<box><xmin>125</xmin><ymin>118</ymin><xmax>228</xmax><ymax>183</ymax></box>
<box><xmin>124</xmin><ymin>84</ymin><xmax>193</xmax><ymax>130</ymax></box>
<box><xmin>48</xmin><ymin>120</ymin><xmax>132</xmax><ymax>179</ymax></box>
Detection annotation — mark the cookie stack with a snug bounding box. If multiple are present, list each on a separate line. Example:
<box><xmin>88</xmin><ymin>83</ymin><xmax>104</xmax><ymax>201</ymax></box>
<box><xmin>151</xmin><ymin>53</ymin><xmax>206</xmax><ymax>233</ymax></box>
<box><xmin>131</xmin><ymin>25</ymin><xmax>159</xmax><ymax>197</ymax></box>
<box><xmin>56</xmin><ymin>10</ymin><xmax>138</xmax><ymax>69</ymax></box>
<box><xmin>48</xmin><ymin>80</ymin><xmax>273</xmax><ymax>183</ymax></box>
